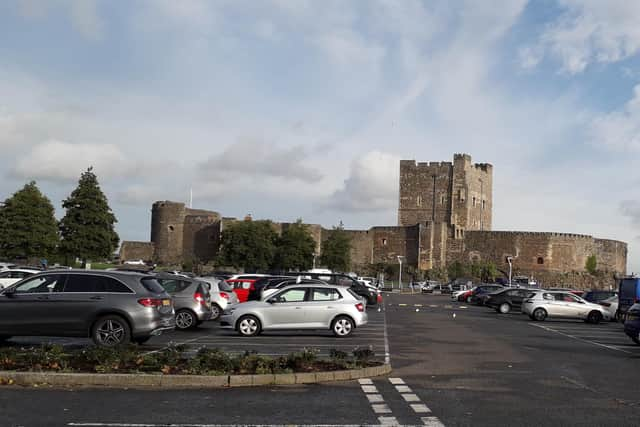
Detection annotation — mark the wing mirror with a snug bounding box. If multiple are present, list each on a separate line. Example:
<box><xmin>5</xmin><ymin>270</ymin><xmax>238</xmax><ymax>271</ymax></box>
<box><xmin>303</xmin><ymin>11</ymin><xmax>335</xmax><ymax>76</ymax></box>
<box><xmin>267</xmin><ymin>298</ymin><xmax>276</xmax><ymax>304</ymax></box>
<box><xmin>2</xmin><ymin>287</ymin><xmax>16</xmax><ymax>296</ymax></box>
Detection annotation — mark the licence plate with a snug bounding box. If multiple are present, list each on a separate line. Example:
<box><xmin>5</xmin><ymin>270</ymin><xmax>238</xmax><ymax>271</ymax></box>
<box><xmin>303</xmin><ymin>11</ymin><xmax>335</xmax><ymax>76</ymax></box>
<box><xmin>162</xmin><ymin>299</ymin><xmax>171</xmax><ymax>306</ymax></box>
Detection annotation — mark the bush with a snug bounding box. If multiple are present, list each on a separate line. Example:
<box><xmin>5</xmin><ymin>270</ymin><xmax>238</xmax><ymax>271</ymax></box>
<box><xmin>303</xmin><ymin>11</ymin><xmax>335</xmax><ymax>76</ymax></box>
<box><xmin>285</xmin><ymin>348</ymin><xmax>318</xmax><ymax>371</ymax></box>
<box><xmin>352</xmin><ymin>348</ymin><xmax>375</xmax><ymax>367</ymax></box>
<box><xmin>187</xmin><ymin>347</ymin><xmax>234</xmax><ymax>375</ymax></box>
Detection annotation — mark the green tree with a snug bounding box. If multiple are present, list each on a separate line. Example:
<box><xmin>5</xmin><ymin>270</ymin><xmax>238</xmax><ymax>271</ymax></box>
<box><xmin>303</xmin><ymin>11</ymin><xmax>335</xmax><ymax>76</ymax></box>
<box><xmin>447</xmin><ymin>261</ymin><xmax>468</xmax><ymax>280</ymax></box>
<box><xmin>274</xmin><ymin>219</ymin><xmax>316</xmax><ymax>271</ymax></box>
<box><xmin>585</xmin><ymin>255</ymin><xmax>597</xmax><ymax>275</ymax></box>
<box><xmin>218</xmin><ymin>220</ymin><xmax>278</xmax><ymax>272</ymax></box>
<box><xmin>59</xmin><ymin>168</ymin><xmax>119</xmax><ymax>266</ymax></box>
<box><xmin>320</xmin><ymin>223</ymin><xmax>352</xmax><ymax>272</ymax></box>
<box><xmin>0</xmin><ymin>181</ymin><xmax>59</xmax><ymax>260</ymax></box>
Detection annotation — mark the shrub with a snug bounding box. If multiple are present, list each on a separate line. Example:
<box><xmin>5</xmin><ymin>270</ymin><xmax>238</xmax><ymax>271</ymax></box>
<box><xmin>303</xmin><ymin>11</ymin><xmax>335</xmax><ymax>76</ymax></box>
<box><xmin>352</xmin><ymin>348</ymin><xmax>375</xmax><ymax>367</ymax></box>
<box><xmin>187</xmin><ymin>348</ymin><xmax>234</xmax><ymax>375</ymax></box>
<box><xmin>285</xmin><ymin>348</ymin><xmax>318</xmax><ymax>371</ymax></box>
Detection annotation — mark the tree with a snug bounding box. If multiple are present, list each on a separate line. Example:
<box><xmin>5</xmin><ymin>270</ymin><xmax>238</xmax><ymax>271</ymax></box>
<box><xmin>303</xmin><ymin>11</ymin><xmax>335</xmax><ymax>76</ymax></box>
<box><xmin>218</xmin><ymin>220</ymin><xmax>278</xmax><ymax>272</ymax></box>
<box><xmin>585</xmin><ymin>255</ymin><xmax>597</xmax><ymax>275</ymax></box>
<box><xmin>274</xmin><ymin>219</ymin><xmax>316</xmax><ymax>271</ymax></box>
<box><xmin>320</xmin><ymin>223</ymin><xmax>351</xmax><ymax>272</ymax></box>
<box><xmin>59</xmin><ymin>168</ymin><xmax>119</xmax><ymax>265</ymax></box>
<box><xmin>447</xmin><ymin>261</ymin><xmax>468</xmax><ymax>280</ymax></box>
<box><xmin>0</xmin><ymin>181</ymin><xmax>59</xmax><ymax>260</ymax></box>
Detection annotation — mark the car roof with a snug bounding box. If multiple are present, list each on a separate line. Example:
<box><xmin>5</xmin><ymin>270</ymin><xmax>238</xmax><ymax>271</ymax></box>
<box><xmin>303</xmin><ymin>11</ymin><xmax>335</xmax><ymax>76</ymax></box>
<box><xmin>4</xmin><ymin>268</ymin><xmax>41</xmax><ymax>273</ymax></box>
<box><xmin>36</xmin><ymin>269</ymin><xmax>150</xmax><ymax>278</ymax></box>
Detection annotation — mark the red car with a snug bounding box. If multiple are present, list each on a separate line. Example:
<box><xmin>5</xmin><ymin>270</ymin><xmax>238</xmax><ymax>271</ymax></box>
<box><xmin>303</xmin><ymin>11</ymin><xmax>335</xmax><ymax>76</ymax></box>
<box><xmin>227</xmin><ymin>275</ymin><xmax>269</xmax><ymax>303</ymax></box>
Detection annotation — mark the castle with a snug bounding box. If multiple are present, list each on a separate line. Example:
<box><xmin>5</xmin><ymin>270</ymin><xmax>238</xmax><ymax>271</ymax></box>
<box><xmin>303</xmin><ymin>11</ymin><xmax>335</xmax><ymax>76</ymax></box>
<box><xmin>120</xmin><ymin>154</ymin><xmax>627</xmax><ymax>287</ymax></box>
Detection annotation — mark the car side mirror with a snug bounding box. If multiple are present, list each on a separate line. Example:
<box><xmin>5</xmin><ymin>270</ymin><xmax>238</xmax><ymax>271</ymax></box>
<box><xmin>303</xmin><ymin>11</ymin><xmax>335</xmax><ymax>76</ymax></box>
<box><xmin>267</xmin><ymin>298</ymin><xmax>276</xmax><ymax>304</ymax></box>
<box><xmin>3</xmin><ymin>287</ymin><xmax>16</xmax><ymax>296</ymax></box>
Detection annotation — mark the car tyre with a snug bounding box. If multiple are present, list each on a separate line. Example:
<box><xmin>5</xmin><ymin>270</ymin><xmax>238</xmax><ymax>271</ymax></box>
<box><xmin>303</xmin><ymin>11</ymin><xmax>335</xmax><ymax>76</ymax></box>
<box><xmin>332</xmin><ymin>315</ymin><xmax>355</xmax><ymax>337</ymax></box>
<box><xmin>210</xmin><ymin>304</ymin><xmax>222</xmax><ymax>321</ymax></box>
<box><xmin>237</xmin><ymin>315</ymin><xmax>261</xmax><ymax>337</ymax></box>
<box><xmin>175</xmin><ymin>309</ymin><xmax>197</xmax><ymax>330</ymax></box>
<box><xmin>532</xmin><ymin>308</ymin><xmax>547</xmax><ymax>321</ymax></box>
<box><xmin>587</xmin><ymin>311</ymin><xmax>602</xmax><ymax>324</ymax></box>
<box><xmin>499</xmin><ymin>303</ymin><xmax>511</xmax><ymax>314</ymax></box>
<box><xmin>91</xmin><ymin>315</ymin><xmax>131</xmax><ymax>347</ymax></box>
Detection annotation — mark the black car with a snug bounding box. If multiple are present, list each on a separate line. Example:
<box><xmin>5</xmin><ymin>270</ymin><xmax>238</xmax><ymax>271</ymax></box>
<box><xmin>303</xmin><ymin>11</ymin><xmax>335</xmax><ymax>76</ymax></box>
<box><xmin>485</xmin><ymin>288</ymin><xmax>532</xmax><ymax>313</ymax></box>
<box><xmin>469</xmin><ymin>284</ymin><xmax>504</xmax><ymax>305</ymax></box>
<box><xmin>247</xmin><ymin>276</ymin><xmax>291</xmax><ymax>301</ymax></box>
<box><xmin>582</xmin><ymin>290</ymin><xmax>617</xmax><ymax>304</ymax></box>
<box><xmin>283</xmin><ymin>272</ymin><xmax>379</xmax><ymax>305</ymax></box>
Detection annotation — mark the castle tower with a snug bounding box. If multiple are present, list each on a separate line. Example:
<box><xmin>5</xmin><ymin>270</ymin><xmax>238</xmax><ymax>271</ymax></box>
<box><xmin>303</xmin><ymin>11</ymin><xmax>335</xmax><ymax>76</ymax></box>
<box><xmin>151</xmin><ymin>201</ymin><xmax>187</xmax><ymax>264</ymax></box>
<box><xmin>398</xmin><ymin>154</ymin><xmax>492</xmax><ymax>231</ymax></box>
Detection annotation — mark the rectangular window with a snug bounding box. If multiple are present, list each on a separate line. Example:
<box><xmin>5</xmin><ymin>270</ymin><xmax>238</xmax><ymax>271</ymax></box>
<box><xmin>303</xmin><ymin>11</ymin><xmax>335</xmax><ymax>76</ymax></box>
<box><xmin>312</xmin><ymin>288</ymin><xmax>341</xmax><ymax>301</ymax></box>
<box><xmin>482</xmin><ymin>200</ymin><xmax>486</xmax><ymax>210</ymax></box>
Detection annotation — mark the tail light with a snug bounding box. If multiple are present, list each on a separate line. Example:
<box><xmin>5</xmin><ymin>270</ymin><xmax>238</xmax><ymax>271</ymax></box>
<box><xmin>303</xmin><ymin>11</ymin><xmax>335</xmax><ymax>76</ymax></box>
<box><xmin>377</xmin><ymin>294</ymin><xmax>383</xmax><ymax>304</ymax></box>
<box><xmin>138</xmin><ymin>298</ymin><xmax>163</xmax><ymax>307</ymax></box>
<box><xmin>194</xmin><ymin>292</ymin><xmax>207</xmax><ymax>305</ymax></box>
<box><xmin>220</xmin><ymin>292</ymin><xmax>229</xmax><ymax>300</ymax></box>
<box><xmin>355</xmin><ymin>303</ymin><xmax>365</xmax><ymax>312</ymax></box>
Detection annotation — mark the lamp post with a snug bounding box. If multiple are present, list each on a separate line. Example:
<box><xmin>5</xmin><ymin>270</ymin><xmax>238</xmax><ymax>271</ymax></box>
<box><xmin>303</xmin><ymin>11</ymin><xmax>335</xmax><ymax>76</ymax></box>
<box><xmin>479</xmin><ymin>178</ymin><xmax>483</xmax><ymax>231</ymax></box>
<box><xmin>397</xmin><ymin>255</ymin><xmax>405</xmax><ymax>291</ymax></box>
<box><xmin>507</xmin><ymin>256</ymin><xmax>513</xmax><ymax>286</ymax></box>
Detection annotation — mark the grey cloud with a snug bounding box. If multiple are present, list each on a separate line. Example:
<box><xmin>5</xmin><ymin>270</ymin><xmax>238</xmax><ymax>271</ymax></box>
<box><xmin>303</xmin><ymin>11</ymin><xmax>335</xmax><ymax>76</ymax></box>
<box><xmin>621</xmin><ymin>200</ymin><xmax>640</xmax><ymax>227</ymax></box>
<box><xmin>199</xmin><ymin>138</ymin><xmax>324</xmax><ymax>183</ymax></box>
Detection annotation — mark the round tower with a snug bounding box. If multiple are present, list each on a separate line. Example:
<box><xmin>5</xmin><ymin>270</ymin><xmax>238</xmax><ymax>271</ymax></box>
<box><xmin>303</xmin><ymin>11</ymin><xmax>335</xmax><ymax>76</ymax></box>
<box><xmin>151</xmin><ymin>201</ymin><xmax>186</xmax><ymax>265</ymax></box>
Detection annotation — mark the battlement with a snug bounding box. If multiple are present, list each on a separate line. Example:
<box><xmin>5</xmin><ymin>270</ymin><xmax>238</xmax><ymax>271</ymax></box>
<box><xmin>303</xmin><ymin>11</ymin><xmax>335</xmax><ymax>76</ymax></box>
<box><xmin>401</xmin><ymin>160</ymin><xmax>453</xmax><ymax>170</ymax></box>
<box><xmin>466</xmin><ymin>230</ymin><xmax>595</xmax><ymax>240</ymax></box>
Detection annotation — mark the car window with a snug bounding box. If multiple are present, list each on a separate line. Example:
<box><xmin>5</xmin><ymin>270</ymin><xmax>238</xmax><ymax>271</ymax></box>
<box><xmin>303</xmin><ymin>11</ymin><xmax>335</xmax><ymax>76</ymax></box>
<box><xmin>0</xmin><ymin>271</ymin><xmax>10</xmax><ymax>278</ymax></box>
<box><xmin>274</xmin><ymin>288</ymin><xmax>307</xmax><ymax>302</ymax></box>
<box><xmin>11</xmin><ymin>271</ymin><xmax>31</xmax><ymax>279</ymax></box>
<box><xmin>13</xmin><ymin>274</ymin><xmax>65</xmax><ymax>293</ymax></box>
<box><xmin>140</xmin><ymin>277</ymin><xmax>166</xmax><ymax>294</ymax></box>
<box><xmin>337</xmin><ymin>276</ymin><xmax>356</xmax><ymax>286</ymax></box>
<box><xmin>312</xmin><ymin>288</ymin><xmax>341</xmax><ymax>301</ymax></box>
<box><xmin>564</xmin><ymin>293</ymin><xmax>582</xmax><ymax>303</ymax></box>
<box><xmin>347</xmin><ymin>288</ymin><xmax>361</xmax><ymax>300</ymax></box>
<box><xmin>157</xmin><ymin>279</ymin><xmax>189</xmax><ymax>294</ymax></box>
<box><xmin>507</xmin><ymin>290</ymin><xmax>520</xmax><ymax>296</ymax></box>
<box><xmin>543</xmin><ymin>293</ymin><xmax>555</xmax><ymax>300</ymax></box>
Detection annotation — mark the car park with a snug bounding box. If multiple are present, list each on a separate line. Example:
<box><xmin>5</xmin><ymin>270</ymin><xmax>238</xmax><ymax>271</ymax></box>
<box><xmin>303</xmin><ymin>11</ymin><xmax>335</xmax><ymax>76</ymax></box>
<box><xmin>220</xmin><ymin>284</ymin><xmax>367</xmax><ymax>337</ymax></box>
<box><xmin>623</xmin><ymin>303</ymin><xmax>640</xmax><ymax>345</ymax></box>
<box><xmin>522</xmin><ymin>290</ymin><xmax>610</xmax><ymax>323</ymax></box>
<box><xmin>198</xmin><ymin>276</ymin><xmax>239</xmax><ymax>320</ymax></box>
<box><xmin>247</xmin><ymin>276</ymin><xmax>291</xmax><ymax>301</ymax></box>
<box><xmin>0</xmin><ymin>268</ymin><xmax>40</xmax><ymax>290</ymax></box>
<box><xmin>485</xmin><ymin>288</ymin><xmax>532</xmax><ymax>313</ymax></box>
<box><xmin>155</xmin><ymin>274</ymin><xmax>212</xmax><ymax>330</ymax></box>
<box><xmin>0</xmin><ymin>270</ymin><xmax>175</xmax><ymax>346</ymax></box>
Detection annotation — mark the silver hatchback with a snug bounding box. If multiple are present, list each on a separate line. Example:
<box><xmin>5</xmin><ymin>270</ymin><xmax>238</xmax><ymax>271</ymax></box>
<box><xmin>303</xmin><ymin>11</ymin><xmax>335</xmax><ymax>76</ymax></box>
<box><xmin>220</xmin><ymin>284</ymin><xmax>368</xmax><ymax>337</ymax></box>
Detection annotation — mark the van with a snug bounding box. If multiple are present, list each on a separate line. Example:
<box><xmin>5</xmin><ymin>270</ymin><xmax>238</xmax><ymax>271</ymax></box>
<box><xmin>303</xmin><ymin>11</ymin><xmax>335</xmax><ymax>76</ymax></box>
<box><xmin>618</xmin><ymin>277</ymin><xmax>640</xmax><ymax>318</ymax></box>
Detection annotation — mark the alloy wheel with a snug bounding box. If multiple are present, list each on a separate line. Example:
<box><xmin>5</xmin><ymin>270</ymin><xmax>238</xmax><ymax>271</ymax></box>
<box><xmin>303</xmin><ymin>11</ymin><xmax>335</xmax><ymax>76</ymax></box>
<box><xmin>334</xmin><ymin>318</ymin><xmax>353</xmax><ymax>336</ymax></box>
<box><xmin>176</xmin><ymin>311</ymin><xmax>195</xmax><ymax>329</ymax></box>
<box><xmin>499</xmin><ymin>303</ymin><xmax>511</xmax><ymax>314</ymax></box>
<box><xmin>238</xmin><ymin>317</ymin><xmax>259</xmax><ymax>336</ymax></box>
<box><xmin>96</xmin><ymin>319</ymin><xmax>126</xmax><ymax>346</ymax></box>
<box><xmin>211</xmin><ymin>304</ymin><xmax>221</xmax><ymax>320</ymax></box>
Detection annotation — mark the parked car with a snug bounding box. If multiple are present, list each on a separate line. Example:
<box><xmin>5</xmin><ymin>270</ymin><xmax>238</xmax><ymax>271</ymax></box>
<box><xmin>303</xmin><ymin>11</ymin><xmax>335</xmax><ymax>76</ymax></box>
<box><xmin>618</xmin><ymin>277</ymin><xmax>640</xmax><ymax>321</ymax></box>
<box><xmin>485</xmin><ymin>288</ymin><xmax>532</xmax><ymax>313</ymax></box>
<box><xmin>155</xmin><ymin>274</ymin><xmax>212</xmax><ymax>330</ymax></box>
<box><xmin>421</xmin><ymin>282</ymin><xmax>451</xmax><ymax>294</ymax></box>
<box><xmin>623</xmin><ymin>303</ymin><xmax>640</xmax><ymax>345</ymax></box>
<box><xmin>468</xmin><ymin>284</ymin><xmax>504</xmax><ymax>305</ymax></box>
<box><xmin>247</xmin><ymin>276</ymin><xmax>291</xmax><ymax>301</ymax></box>
<box><xmin>220</xmin><ymin>284</ymin><xmax>367</xmax><ymax>337</ymax></box>
<box><xmin>546</xmin><ymin>287</ymin><xmax>583</xmax><ymax>296</ymax></box>
<box><xmin>522</xmin><ymin>291</ymin><xmax>610</xmax><ymax>323</ymax></box>
<box><xmin>283</xmin><ymin>272</ymin><xmax>380</xmax><ymax>306</ymax></box>
<box><xmin>457</xmin><ymin>287</ymin><xmax>477</xmax><ymax>302</ymax></box>
<box><xmin>0</xmin><ymin>270</ymin><xmax>175</xmax><ymax>346</ymax></box>
<box><xmin>261</xmin><ymin>278</ymin><xmax>328</xmax><ymax>301</ymax></box>
<box><xmin>227</xmin><ymin>275</ymin><xmax>270</xmax><ymax>303</ymax></box>
<box><xmin>0</xmin><ymin>263</ymin><xmax>17</xmax><ymax>272</ymax></box>
<box><xmin>199</xmin><ymin>276</ymin><xmax>239</xmax><ymax>320</ymax></box>
<box><xmin>597</xmin><ymin>295</ymin><xmax>619</xmax><ymax>322</ymax></box>
<box><xmin>0</xmin><ymin>268</ymin><xmax>40</xmax><ymax>290</ymax></box>
<box><xmin>582</xmin><ymin>290</ymin><xmax>617</xmax><ymax>304</ymax></box>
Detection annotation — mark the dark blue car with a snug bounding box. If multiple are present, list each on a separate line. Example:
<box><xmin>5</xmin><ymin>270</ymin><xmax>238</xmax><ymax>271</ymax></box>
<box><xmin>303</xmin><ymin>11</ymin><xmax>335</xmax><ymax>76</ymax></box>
<box><xmin>624</xmin><ymin>303</ymin><xmax>640</xmax><ymax>345</ymax></box>
<box><xmin>618</xmin><ymin>277</ymin><xmax>640</xmax><ymax>319</ymax></box>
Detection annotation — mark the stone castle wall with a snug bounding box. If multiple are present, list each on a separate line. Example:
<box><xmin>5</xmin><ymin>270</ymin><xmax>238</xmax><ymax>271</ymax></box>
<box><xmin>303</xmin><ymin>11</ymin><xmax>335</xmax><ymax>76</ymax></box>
<box><xmin>119</xmin><ymin>241</ymin><xmax>155</xmax><ymax>262</ymax></box>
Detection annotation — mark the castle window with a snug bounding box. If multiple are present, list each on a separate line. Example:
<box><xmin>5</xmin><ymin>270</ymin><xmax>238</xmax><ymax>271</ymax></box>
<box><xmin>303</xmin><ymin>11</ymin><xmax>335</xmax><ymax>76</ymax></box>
<box><xmin>416</xmin><ymin>196</ymin><xmax>422</xmax><ymax>207</ymax></box>
<box><xmin>168</xmin><ymin>225</ymin><xmax>174</xmax><ymax>232</ymax></box>
<box><xmin>382</xmin><ymin>238</ymin><xmax>387</xmax><ymax>246</ymax></box>
<box><xmin>440</xmin><ymin>195</ymin><xmax>446</xmax><ymax>205</ymax></box>
<box><xmin>472</xmin><ymin>197</ymin><xmax>476</xmax><ymax>207</ymax></box>
<box><xmin>482</xmin><ymin>200</ymin><xmax>486</xmax><ymax>210</ymax></box>
<box><xmin>537</xmin><ymin>257</ymin><xmax>544</xmax><ymax>265</ymax></box>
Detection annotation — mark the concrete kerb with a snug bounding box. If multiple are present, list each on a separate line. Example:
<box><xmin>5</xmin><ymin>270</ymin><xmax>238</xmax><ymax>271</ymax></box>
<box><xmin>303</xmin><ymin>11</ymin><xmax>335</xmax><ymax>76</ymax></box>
<box><xmin>0</xmin><ymin>364</ymin><xmax>391</xmax><ymax>388</ymax></box>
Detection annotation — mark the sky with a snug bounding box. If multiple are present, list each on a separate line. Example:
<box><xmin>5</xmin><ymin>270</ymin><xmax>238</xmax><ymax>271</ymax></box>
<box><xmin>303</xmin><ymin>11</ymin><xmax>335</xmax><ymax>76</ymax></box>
<box><xmin>2</xmin><ymin>0</ymin><xmax>640</xmax><ymax>271</ymax></box>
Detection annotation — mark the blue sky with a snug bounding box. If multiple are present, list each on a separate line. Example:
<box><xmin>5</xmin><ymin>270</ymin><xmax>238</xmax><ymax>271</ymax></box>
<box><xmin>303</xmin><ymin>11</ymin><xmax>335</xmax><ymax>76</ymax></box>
<box><xmin>2</xmin><ymin>0</ymin><xmax>640</xmax><ymax>272</ymax></box>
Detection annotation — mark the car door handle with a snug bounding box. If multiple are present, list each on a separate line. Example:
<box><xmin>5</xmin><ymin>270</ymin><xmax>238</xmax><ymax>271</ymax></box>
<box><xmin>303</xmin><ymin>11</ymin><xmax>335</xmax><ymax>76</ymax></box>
<box><xmin>295</xmin><ymin>307</ymin><xmax>302</xmax><ymax>309</ymax></box>
<box><xmin>90</xmin><ymin>296</ymin><xmax>104</xmax><ymax>300</ymax></box>
<box><xmin>326</xmin><ymin>306</ymin><xmax>334</xmax><ymax>309</ymax></box>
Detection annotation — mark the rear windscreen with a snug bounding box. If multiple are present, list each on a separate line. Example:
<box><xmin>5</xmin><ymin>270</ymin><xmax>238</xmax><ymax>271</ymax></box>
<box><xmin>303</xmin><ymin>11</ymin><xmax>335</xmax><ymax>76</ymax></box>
<box><xmin>219</xmin><ymin>280</ymin><xmax>233</xmax><ymax>292</ymax></box>
<box><xmin>140</xmin><ymin>277</ymin><xmax>166</xmax><ymax>294</ymax></box>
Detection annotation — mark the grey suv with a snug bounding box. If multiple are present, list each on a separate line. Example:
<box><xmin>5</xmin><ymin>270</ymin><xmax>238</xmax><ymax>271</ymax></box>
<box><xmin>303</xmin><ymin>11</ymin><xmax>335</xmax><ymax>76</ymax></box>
<box><xmin>0</xmin><ymin>270</ymin><xmax>175</xmax><ymax>346</ymax></box>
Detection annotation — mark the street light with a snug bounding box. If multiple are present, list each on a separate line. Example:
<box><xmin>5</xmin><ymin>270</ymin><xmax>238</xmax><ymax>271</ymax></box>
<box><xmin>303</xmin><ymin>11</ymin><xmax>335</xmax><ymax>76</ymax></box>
<box><xmin>506</xmin><ymin>256</ymin><xmax>513</xmax><ymax>286</ymax></box>
<box><xmin>397</xmin><ymin>255</ymin><xmax>405</xmax><ymax>291</ymax></box>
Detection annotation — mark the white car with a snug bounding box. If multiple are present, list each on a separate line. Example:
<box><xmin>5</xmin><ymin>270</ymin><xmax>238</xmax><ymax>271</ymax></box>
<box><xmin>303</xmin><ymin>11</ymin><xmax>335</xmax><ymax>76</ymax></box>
<box><xmin>0</xmin><ymin>268</ymin><xmax>40</xmax><ymax>290</ymax></box>
<box><xmin>0</xmin><ymin>263</ymin><xmax>17</xmax><ymax>272</ymax></box>
<box><xmin>522</xmin><ymin>290</ymin><xmax>610</xmax><ymax>323</ymax></box>
<box><xmin>198</xmin><ymin>276</ymin><xmax>239</xmax><ymax>320</ymax></box>
<box><xmin>598</xmin><ymin>295</ymin><xmax>619</xmax><ymax>322</ymax></box>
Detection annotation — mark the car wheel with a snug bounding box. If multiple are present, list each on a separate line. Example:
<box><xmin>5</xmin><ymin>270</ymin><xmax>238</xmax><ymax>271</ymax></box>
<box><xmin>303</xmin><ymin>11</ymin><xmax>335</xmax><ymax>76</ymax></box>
<box><xmin>332</xmin><ymin>316</ymin><xmax>354</xmax><ymax>337</ymax></box>
<box><xmin>466</xmin><ymin>296</ymin><xmax>473</xmax><ymax>304</ymax></box>
<box><xmin>237</xmin><ymin>315</ymin><xmax>261</xmax><ymax>337</ymax></box>
<box><xmin>91</xmin><ymin>315</ymin><xmax>131</xmax><ymax>347</ymax></box>
<box><xmin>533</xmin><ymin>308</ymin><xmax>547</xmax><ymax>321</ymax></box>
<box><xmin>210</xmin><ymin>304</ymin><xmax>222</xmax><ymax>321</ymax></box>
<box><xmin>587</xmin><ymin>311</ymin><xmax>602</xmax><ymax>324</ymax></box>
<box><xmin>133</xmin><ymin>336</ymin><xmax>152</xmax><ymax>345</ymax></box>
<box><xmin>615</xmin><ymin>310</ymin><xmax>625</xmax><ymax>323</ymax></box>
<box><xmin>175</xmin><ymin>309</ymin><xmax>197</xmax><ymax>330</ymax></box>
<box><xmin>499</xmin><ymin>303</ymin><xmax>511</xmax><ymax>314</ymax></box>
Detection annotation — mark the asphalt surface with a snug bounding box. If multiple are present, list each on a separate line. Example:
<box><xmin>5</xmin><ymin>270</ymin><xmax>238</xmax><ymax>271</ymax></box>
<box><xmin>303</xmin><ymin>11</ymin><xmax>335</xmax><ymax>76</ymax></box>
<box><xmin>2</xmin><ymin>293</ymin><xmax>640</xmax><ymax>426</ymax></box>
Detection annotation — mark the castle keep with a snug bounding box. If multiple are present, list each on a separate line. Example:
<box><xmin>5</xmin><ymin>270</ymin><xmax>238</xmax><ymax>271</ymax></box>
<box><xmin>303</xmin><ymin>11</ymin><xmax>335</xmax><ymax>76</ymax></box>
<box><xmin>120</xmin><ymin>154</ymin><xmax>627</xmax><ymax>287</ymax></box>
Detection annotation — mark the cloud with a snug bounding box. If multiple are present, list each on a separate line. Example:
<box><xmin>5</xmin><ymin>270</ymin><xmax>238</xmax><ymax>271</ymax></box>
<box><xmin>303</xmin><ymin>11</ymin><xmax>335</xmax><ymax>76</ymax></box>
<box><xmin>621</xmin><ymin>200</ymin><xmax>640</xmax><ymax>228</ymax></box>
<box><xmin>590</xmin><ymin>84</ymin><xmax>640</xmax><ymax>151</ymax></box>
<box><xmin>199</xmin><ymin>138</ymin><xmax>324</xmax><ymax>183</ymax></box>
<box><xmin>325</xmin><ymin>151</ymin><xmax>400</xmax><ymax>212</ymax></box>
<box><xmin>522</xmin><ymin>0</ymin><xmax>640</xmax><ymax>73</ymax></box>
<box><xmin>11</xmin><ymin>140</ymin><xmax>128</xmax><ymax>182</ymax></box>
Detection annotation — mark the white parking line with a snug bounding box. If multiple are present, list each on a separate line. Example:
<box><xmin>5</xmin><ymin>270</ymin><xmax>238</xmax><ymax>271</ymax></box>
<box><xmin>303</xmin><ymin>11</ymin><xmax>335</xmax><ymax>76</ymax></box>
<box><xmin>395</xmin><ymin>385</ymin><xmax>412</xmax><ymax>393</ymax></box>
<box><xmin>367</xmin><ymin>394</ymin><xmax>385</xmax><ymax>403</ymax></box>
<box><xmin>529</xmin><ymin>323</ymin><xmax>633</xmax><ymax>354</ymax></box>
<box><xmin>410</xmin><ymin>404</ymin><xmax>431</xmax><ymax>414</ymax></box>
<box><xmin>401</xmin><ymin>394</ymin><xmax>420</xmax><ymax>402</ymax></box>
<box><xmin>421</xmin><ymin>417</ymin><xmax>446</xmax><ymax>427</ymax></box>
<box><xmin>378</xmin><ymin>417</ymin><xmax>400</xmax><ymax>426</ymax></box>
<box><xmin>362</xmin><ymin>385</ymin><xmax>379</xmax><ymax>393</ymax></box>
<box><xmin>372</xmin><ymin>404</ymin><xmax>392</xmax><ymax>414</ymax></box>
<box><xmin>359</xmin><ymin>379</ymin><xmax>374</xmax><ymax>385</ymax></box>
<box><xmin>383</xmin><ymin>305</ymin><xmax>391</xmax><ymax>365</ymax></box>
<box><xmin>389</xmin><ymin>378</ymin><xmax>405</xmax><ymax>385</ymax></box>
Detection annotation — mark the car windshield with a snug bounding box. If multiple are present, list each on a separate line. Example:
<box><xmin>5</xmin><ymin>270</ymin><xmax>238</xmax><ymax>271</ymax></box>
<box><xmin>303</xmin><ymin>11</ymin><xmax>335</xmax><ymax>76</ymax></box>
<box><xmin>140</xmin><ymin>278</ymin><xmax>166</xmax><ymax>294</ymax></box>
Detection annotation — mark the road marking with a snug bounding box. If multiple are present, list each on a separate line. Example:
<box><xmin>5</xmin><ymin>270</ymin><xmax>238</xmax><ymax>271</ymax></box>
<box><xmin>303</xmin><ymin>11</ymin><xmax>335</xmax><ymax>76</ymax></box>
<box><xmin>402</xmin><ymin>394</ymin><xmax>420</xmax><ymax>402</ymax></box>
<box><xmin>414</xmin><ymin>304</ymin><xmax>423</xmax><ymax>307</ymax></box>
<box><xmin>421</xmin><ymin>417</ymin><xmax>446</xmax><ymax>426</ymax></box>
<box><xmin>383</xmin><ymin>304</ymin><xmax>391</xmax><ymax>365</ymax></box>
<box><xmin>378</xmin><ymin>417</ymin><xmax>400</xmax><ymax>426</ymax></box>
<box><xmin>459</xmin><ymin>306</ymin><xmax>467</xmax><ymax>309</ymax></box>
<box><xmin>429</xmin><ymin>305</ymin><xmax>438</xmax><ymax>308</ymax></box>
<box><xmin>398</xmin><ymin>304</ymin><xmax>408</xmax><ymax>307</ymax></box>
<box><xmin>389</xmin><ymin>378</ymin><xmax>405</xmax><ymax>385</ymax></box>
<box><xmin>410</xmin><ymin>404</ymin><xmax>432</xmax><ymax>414</ymax></box>
<box><xmin>372</xmin><ymin>404</ymin><xmax>392</xmax><ymax>414</ymax></box>
<box><xmin>395</xmin><ymin>385</ymin><xmax>412</xmax><ymax>393</ymax></box>
<box><xmin>359</xmin><ymin>379</ymin><xmax>374</xmax><ymax>385</ymax></box>
<box><xmin>529</xmin><ymin>323</ymin><xmax>633</xmax><ymax>354</ymax></box>
<box><xmin>367</xmin><ymin>394</ymin><xmax>385</xmax><ymax>403</ymax></box>
<box><xmin>362</xmin><ymin>385</ymin><xmax>379</xmax><ymax>393</ymax></box>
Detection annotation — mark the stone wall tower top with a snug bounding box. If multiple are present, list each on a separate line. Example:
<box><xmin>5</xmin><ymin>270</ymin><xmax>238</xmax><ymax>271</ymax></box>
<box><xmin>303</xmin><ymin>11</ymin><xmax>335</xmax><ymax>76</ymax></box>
<box><xmin>398</xmin><ymin>154</ymin><xmax>493</xmax><ymax>231</ymax></box>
